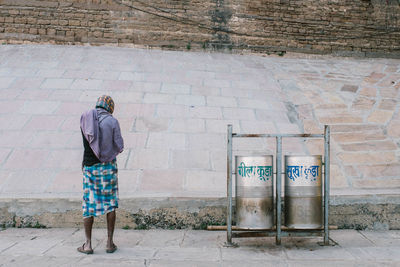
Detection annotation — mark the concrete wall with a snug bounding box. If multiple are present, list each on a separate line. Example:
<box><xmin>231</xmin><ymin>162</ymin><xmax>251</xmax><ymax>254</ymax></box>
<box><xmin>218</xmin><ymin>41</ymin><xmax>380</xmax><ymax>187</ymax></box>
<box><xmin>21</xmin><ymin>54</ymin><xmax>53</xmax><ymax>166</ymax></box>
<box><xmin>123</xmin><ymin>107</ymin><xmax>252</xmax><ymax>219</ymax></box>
<box><xmin>0</xmin><ymin>0</ymin><xmax>400</xmax><ymax>56</ymax></box>
<box><xmin>1</xmin><ymin>197</ymin><xmax>399</xmax><ymax>230</ymax></box>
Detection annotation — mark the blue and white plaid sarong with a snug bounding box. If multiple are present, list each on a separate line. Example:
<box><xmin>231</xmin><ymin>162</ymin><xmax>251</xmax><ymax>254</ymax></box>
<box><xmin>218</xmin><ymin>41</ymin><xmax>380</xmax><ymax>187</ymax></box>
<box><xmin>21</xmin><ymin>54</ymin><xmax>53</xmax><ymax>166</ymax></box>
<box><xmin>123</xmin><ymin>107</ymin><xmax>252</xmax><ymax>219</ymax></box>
<box><xmin>82</xmin><ymin>161</ymin><xmax>119</xmax><ymax>218</ymax></box>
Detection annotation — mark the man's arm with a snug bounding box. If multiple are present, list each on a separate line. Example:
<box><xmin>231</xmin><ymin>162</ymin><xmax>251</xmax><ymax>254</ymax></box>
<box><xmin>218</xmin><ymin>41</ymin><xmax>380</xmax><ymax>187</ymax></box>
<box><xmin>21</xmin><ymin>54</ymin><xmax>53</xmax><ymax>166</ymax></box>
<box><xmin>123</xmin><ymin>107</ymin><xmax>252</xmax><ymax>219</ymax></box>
<box><xmin>113</xmin><ymin>120</ymin><xmax>124</xmax><ymax>153</ymax></box>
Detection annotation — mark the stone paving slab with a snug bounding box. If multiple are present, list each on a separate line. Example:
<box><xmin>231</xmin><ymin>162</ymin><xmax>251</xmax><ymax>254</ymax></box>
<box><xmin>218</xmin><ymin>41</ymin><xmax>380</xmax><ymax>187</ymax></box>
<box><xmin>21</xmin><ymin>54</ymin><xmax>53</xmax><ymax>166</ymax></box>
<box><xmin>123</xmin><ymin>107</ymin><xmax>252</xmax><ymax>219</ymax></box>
<box><xmin>0</xmin><ymin>229</ymin><xmax>399</xmax><ymax>266</ymax></box>
<box><xmin>0</xmin><ymin>44</ymin><xmax>399</xmax><ymax>201</ymax></box>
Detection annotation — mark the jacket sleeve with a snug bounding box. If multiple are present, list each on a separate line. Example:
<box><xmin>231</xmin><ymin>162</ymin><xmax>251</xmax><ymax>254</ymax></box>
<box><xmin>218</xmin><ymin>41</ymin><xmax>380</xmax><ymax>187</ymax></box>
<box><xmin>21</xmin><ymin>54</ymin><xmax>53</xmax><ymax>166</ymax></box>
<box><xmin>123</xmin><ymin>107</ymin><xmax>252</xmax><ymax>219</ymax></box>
<box><xmin>113</xmin><ymin>120</ymin><xmax>124</xmax><ymax>153</ymax></box>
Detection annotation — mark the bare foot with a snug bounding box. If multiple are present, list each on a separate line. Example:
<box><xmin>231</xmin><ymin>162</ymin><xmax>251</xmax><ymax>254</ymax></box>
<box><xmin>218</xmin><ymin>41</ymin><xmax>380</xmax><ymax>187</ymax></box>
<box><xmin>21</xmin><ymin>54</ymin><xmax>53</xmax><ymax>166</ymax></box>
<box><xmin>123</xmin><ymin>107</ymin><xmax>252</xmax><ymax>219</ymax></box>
<box><xmin>106</xmin><ymin>243</ymin><xmax>117</xmax><ymax>253</ymax></box>
<box><xmin>77</xmin><ymin>243</ymin><xmax>93</xmax><ymax>254</ymax></box>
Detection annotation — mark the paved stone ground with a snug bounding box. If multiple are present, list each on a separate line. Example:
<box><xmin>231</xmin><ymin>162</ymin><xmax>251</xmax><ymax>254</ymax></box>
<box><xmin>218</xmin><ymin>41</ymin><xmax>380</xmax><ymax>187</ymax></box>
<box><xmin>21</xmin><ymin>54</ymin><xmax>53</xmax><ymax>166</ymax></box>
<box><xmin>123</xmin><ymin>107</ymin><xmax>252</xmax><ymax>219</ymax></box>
<box><xmin>0</xmin><ymin>44</ymin><xmax>399</xmax><ymax>199</ymax></box>
<box><xmin>0</xmin><ymin>228</ymin><xmax>399</xmax><ymax>266</ymax></box>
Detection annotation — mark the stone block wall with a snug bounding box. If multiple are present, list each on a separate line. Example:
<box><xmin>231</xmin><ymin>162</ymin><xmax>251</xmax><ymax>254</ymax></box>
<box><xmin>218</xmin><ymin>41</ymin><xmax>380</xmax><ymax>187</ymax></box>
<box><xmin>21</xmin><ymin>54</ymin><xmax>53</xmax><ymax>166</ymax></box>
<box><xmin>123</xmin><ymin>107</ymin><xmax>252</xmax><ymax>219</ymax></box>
<box><xmin>0</xmin><ymin>0</ymin><xmax>399</xmax><ymax>56</ymax></box>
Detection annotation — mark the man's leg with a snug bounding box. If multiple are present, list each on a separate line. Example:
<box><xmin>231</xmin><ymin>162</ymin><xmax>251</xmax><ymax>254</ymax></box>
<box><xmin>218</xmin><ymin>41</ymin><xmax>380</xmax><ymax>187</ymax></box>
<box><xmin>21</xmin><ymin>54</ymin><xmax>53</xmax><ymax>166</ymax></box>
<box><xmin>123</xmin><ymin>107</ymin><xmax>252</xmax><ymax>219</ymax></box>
<box><xmin>106</xmin><ymin>210</ymin><xmax>116</xmax><ymax>251</ymax></box>
<box><xmin>83</xmin><ymin>216</ymin><xmax>94</xmax><ymax>250</ymax></box>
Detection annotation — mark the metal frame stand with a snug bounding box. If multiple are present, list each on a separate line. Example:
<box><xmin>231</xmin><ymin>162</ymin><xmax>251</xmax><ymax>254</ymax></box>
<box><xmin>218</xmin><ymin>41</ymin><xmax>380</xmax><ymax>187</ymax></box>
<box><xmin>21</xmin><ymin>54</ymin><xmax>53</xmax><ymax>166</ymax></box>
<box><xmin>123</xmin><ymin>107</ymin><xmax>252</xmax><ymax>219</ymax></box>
<box><xmin>226</xmin><ymin>125</ymin><xmax>330</xmax><ymax>246</ymax></box>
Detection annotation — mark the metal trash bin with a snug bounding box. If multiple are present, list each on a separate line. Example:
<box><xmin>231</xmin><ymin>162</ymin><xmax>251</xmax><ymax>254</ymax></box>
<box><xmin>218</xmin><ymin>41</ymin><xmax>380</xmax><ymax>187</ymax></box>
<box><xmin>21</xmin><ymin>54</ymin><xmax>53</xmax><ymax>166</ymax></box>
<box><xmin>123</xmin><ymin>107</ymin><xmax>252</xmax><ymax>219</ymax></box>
<box><xmin>235</xmin><ymin>155</ymin><xmax>274</xmax><ymax>229</ymax></box>
<box><xmin>284</xmin><ymin>155</ymin><xmax>322</xmax><ymax>229</ymax></box>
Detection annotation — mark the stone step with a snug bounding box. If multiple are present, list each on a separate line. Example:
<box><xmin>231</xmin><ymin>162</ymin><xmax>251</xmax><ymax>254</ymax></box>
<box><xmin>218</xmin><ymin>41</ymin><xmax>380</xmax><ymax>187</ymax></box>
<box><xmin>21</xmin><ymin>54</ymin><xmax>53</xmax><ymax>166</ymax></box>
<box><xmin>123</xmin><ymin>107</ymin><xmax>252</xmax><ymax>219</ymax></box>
<box><xmin>1</xmin><ymin>192</ymin><xmax>399</xmax><ymax>230</ymax></box>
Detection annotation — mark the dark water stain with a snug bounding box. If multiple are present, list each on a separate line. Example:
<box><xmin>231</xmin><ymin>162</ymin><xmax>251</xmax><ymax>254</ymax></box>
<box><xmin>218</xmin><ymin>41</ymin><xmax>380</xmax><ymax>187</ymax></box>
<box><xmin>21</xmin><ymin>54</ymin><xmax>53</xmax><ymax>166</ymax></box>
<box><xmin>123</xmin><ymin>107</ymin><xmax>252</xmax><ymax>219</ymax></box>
<box><xmin>208</xmin><ymin>0</ymin><xmax>233</xmax><ymax>49</ymax></box>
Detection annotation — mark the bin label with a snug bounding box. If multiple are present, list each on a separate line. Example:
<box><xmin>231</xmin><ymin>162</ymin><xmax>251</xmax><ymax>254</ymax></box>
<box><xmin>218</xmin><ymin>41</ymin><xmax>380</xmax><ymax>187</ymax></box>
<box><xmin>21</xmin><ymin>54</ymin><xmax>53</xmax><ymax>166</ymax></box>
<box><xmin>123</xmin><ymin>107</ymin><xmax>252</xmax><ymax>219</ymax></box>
<box><xmin>237</xmin><ymin>162</ymin><xmax>272</xmax><ymax>181</ymax></box>
<box><xmin>286</xmin><ymin>165</ymin><xmax>319</xmax><ymax>182</ymax></box>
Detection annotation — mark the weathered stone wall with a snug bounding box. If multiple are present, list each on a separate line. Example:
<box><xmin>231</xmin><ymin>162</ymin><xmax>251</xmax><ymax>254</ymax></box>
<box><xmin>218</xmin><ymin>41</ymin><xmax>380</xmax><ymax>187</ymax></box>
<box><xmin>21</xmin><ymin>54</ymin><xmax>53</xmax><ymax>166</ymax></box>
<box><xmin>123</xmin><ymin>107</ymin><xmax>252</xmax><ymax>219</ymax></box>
<box><xmin>0</xmin><ymin>0</ymin><xmax>399</xmax><ymax>56</ymax></box>
<box><xmin>1</xmin><ymin>197</ymin><xmax>399</xmax><ymax>230</ymax></box>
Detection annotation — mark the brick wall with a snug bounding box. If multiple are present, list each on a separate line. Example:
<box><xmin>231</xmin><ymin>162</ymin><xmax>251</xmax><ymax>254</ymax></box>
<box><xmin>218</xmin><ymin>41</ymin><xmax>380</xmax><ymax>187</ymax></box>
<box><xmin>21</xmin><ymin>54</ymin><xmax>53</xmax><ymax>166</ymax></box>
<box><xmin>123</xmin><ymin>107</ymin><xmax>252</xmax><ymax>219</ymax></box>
<box><xmin>0</xmin><ymin>0</ymin><xmax>399</xmax><ymax>56</ymax></box>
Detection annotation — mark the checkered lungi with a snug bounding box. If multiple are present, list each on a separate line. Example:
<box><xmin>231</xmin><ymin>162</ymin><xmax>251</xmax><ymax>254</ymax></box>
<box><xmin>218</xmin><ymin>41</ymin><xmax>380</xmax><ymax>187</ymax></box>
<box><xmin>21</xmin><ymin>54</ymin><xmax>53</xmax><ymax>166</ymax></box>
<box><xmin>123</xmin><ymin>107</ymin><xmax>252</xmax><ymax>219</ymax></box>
<box><xmin>82</xmin><ymin>161</ymin><xmax>119</xmax><ymax>218</ymax></box>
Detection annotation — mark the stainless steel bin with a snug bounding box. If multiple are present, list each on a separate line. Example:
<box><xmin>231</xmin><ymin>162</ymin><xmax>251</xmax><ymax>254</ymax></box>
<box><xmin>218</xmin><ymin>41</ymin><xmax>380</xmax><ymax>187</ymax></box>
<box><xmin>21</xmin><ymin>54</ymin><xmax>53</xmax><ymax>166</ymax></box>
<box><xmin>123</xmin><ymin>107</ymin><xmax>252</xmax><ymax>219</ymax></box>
<box><xmin>235</xmin><ymin>155</ymin><xmax>274</xmax><ymax>229</ymax></box>
<box><xmin>284</xmin><ymin>155</ymin><xmax>322</xmax><ymax>229</ymax></box>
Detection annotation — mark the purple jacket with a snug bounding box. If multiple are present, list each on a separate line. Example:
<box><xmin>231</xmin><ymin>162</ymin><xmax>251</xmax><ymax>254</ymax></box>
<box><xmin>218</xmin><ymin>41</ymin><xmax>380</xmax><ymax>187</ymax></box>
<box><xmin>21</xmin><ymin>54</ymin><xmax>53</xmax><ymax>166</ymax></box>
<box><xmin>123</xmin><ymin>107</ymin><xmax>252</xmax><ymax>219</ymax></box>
<box><xmin>80</xmin><ymin>108</ymin><xmax>124</xmax><ymax>162</ymax></box>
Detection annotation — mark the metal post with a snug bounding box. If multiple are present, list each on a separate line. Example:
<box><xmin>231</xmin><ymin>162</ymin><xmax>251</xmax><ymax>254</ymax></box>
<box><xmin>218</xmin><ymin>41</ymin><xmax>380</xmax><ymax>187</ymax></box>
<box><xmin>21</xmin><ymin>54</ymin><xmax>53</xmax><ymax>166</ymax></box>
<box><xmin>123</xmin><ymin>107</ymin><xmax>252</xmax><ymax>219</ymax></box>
<box><xmin>324</xmin><ymin>125</ymin><xmax>330</xmax><ymax>245</ymax></box>
<box><xmin>227</xmin><ymin>124</ymin><xmax>233</xmax><ymax>244</ymax></box>
<box><xmin>276</xmin><ymin>136</ymin><xmax>282</xmax><ymax>245</ymax></box>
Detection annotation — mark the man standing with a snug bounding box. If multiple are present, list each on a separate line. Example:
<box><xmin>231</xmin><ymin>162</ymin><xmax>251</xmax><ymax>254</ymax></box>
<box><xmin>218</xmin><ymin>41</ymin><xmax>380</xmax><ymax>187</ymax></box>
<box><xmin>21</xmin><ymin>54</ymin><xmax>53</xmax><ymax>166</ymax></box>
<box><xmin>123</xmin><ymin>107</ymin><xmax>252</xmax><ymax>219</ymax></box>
<box><xmin>78</xmin><ymin>95</ymin><xmax>124</xmax><ymax>254</ymax></box>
